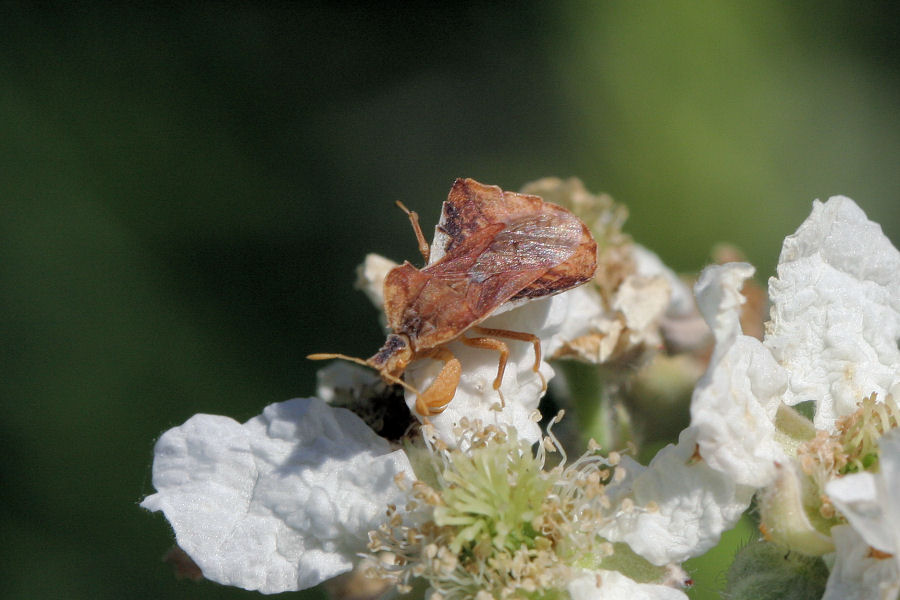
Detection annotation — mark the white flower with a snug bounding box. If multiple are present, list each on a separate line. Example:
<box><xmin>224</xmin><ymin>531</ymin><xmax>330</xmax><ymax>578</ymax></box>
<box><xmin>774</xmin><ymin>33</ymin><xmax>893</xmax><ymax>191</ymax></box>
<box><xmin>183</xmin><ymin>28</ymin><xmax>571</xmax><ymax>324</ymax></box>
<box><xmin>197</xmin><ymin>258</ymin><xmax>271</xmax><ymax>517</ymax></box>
<box><xmin>519</xmin><ymin>177</ymin><xmax>694</xmax><ymax>365</ymax></box>
<box><xmin>689</xmin><ymin>196</ymin><xmax>900</xmax><ymax>489</ymax></box>
<box><xmin>545</xmin><ymin>244</ymin><xmax>680</xmax><ymax>365</ymax></box>
<box><xmin>689</xmin><ymin>262</ymin><xmax>787</xmax><ymax>488</ymax></box>
<box><xmin>587</xmin><ymin>264</ymin><xmax>766</xmax><ymax>567</ymax></box>
<box><xmin>823</xmin><ymin>525</ymin><xmax>899</xmax><ymax>600</ymax></box>
<box><xmin>366</xmin><ymin>419</ymin><xmax>693</xmax><ymax>599</ymax></box>
<box><xmin>596</xmin><ymin>427</ymin><xmax>755</xmax><ymax>565</ymax></box>
<box><xmin>141</xmin><ymin>398</ymin><xmax>416</xmax><ymax>594</ymax></box>
<box><xmin>567</xmin><ymin>569</ymin><xmax>688</xmax><ymax>600</ymax></box>
<box><xmin>767</xmin><ymin>197</ymin><xmax>900</xmax><ymax>431</ymax></box>
<box><xmin>605</xmin><ymin>196</ymin><xmax>900</xmax><ymax>567</ymax></box>
<box><xmin>824</xmin><ymin>428</ymin><xmax>900</xmax><ymax>599</ymax></box>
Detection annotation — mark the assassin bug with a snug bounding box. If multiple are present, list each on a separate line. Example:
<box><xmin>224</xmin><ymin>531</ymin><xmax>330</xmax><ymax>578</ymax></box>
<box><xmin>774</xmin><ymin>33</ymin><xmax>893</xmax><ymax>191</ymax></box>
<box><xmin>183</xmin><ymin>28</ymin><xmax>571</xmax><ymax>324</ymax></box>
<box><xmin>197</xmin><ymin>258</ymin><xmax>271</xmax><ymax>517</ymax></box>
<box><xmin>310</xmin><ymin>178</ymin><xmax>597</xmax><ymax>416</ymax></box>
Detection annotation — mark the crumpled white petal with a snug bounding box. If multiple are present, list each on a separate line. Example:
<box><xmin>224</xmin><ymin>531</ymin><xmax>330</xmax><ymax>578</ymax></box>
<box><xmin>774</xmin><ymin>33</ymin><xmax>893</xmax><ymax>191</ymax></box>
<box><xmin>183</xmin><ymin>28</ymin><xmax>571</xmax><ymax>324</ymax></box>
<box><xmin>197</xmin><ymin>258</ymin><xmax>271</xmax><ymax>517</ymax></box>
<box><xmin>315</xmin><ymin>360</ymin><xmax>382</xmax><ymax>404</ymax></box>
<box><xmin>355</xmin><ymin>253</ymin><xmax>396</xmax><ymax>313</ymax></box>
<box><xmin>542</xmin><ymin>284</ymin><xmax>606</xmax><ymax>357</ymax></box>
<box><xmin>585</xmin><ymin>266</ymin><xmax>769</xmax><ymax>566</ymax></box>
<box><xmin>141</xmin><ymin>398</ymin><xmax>415</xmax><ymax>594</ymax></box>
<box><xmin>766</xmin><ymin>197</ymin><xmax>900</xmax><ymax>430</ymax></box>
<box><xmin>690</xmin><ymin>263</ymin><xmax>787</xmax><ymax>488</ymax></box>
<box><xmin>823</xmin><ymin>525</ymin><xmax>900</xmax><ymax>600</ymax></box>
<box><xmin>547</xmin><ymin>244</ymin><xmax>676</xmax><ymax>365</ymax></box>
<box><xmin>631</xmin><ymin>244</ymin><xmax>694</xmax><ymax>320</ymax></box>
<box><xmin>567</xmin><ymin>569</ymin><xmax>687</xmax><ymax>600</ymax></box>
<box><xmin>827</xmin><ymin>472</ymin><xmax>893</xmax><ymax>554</ymax></box>
<box><xmin>597</xmin><ymin>427</ymin><xmax>754</xmax><ymax>565</ymax></box>
<box><xmin>694</xmin><ymin>262</ymin><xmax>754</xmax><ymax>350</ymax></box>
<box><xmin>825</xmin><ymin>428</ymin><xmax>900</xmax><ymax>598</ymax></box>
<box><xmin>687</xmin><ymin>197</ymin><xmax>899</xmax><ymax>494</ymax></box>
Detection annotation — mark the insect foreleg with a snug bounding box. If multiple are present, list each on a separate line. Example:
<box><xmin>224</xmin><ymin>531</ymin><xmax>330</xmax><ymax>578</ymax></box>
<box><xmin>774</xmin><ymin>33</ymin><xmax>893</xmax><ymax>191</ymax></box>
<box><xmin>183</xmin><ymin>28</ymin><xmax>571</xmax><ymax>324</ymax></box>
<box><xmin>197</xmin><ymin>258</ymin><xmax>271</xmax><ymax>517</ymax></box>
<box><xmin>414</xmin><ymin>347</ymin><xmax>461</xmax><ymax>416</ymax></box>
<box><xmin>395</xmin><ymin>200</ymin><xmax>430</xmax><ymax>264</ymax></box>
<box><xmin>471</xmin><ymin>326</ymin><xmax>547</xmax><ymax>393</ymax></box>
<box><xmin>460</xmin><ymin>335</ymin><xmax>509</xmax><ymax>408</ymax></box>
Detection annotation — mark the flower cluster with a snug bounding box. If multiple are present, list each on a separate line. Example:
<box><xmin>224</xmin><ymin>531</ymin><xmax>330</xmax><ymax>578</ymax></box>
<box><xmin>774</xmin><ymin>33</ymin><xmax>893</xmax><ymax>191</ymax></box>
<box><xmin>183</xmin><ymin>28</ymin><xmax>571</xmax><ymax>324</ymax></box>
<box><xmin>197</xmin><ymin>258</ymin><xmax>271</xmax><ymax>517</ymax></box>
<box><xmin>683</xmin><ymin>197</ymin><xmax>900</xmax><ymax>598</ymax></box>
<box><xmin>365</xmin><ymin>417</ymin><xmax>694</xmax><ymax>600</ymax></box>
<box><xmin>142</xmin><ymin>181</ymin><xmax>900</xmax><ymax>600</ymax></box>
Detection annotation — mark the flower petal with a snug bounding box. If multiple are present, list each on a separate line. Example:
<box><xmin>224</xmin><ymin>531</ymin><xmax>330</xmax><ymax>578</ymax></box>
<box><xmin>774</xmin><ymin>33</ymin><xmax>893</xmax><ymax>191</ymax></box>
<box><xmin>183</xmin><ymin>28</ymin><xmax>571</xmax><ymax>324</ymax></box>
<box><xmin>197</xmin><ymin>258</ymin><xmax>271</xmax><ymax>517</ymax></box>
<box><xmin>598</xmin><ymin>428</ymin><xmax>754</xmax><ymax>565</ymax></box>
<box><xmin>688</xmin><ymin>263</ymin><xmax>787</xmax><ymax>487</ymax></box>
<box><xmin>826</xmin><ymin>472</ymin><xmax>889</xmax><ymax>550</ymax></box>
<box><xmin>142</xmin><ymin>398</ymin><xmax>414</xmax><ymax>593</ymax></box>
<box><xmin>825</xmin><ymin>429</ymin><xmax>900</xmax><ymax>597</ymax></box>
<box><xmin>567</xmin><ymin>569</ymin><xmax>688</xmax><ymax>600</ymax></box>
<box><xmin>548</xmin><ymin>245</ymin><xmax>677</xmax><ymax>365</ymax></box>
<box><xmin>823</xmin><ymin>524</ymin><xmax>900</xmax><ymax>600</ymax></box>
<box><xmin>315</xmin><ymin>361</ymin><xmax>382</xmax><ymax>404</ymax></box>
<box><xmin>355</xmin><ymin>253</ymin><xmax>397</xmax><ymax>310</ymax></box>
<box><xmin>690</xmin><ymin>335</ymin><xmax>786</xmax><ymax>487</ymax></box>
<box><xmin>694</xmin><ymin>262</ymin><xmax>754</xmax><ymax>350</ymax></box>
<box><xmin>766</xmin><ymin>197</ymin><xmax>900</xmax><ymax>429</ymax></box>
<box><xmin>827</xmin><ymin>428</ymin><xmax>900</xmax><ymax>557</ymax></box>
<box><xmin>631</xmin><ymin>244</ymin><xmax>694</xmax><ymax>320</ymax></box>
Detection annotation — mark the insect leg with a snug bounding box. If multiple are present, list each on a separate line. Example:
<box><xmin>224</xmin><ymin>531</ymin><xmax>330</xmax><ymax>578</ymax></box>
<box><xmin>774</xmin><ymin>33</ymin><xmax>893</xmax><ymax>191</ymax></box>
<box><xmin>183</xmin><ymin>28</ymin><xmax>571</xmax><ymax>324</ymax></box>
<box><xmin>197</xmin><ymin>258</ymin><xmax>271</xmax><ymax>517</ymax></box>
<box><xmin>414</xmin><ymin>347</ymin><xmax>461</xmax><ymax>416</ymax></box>
<box><xmin>395</xmin><ymin>200</ymin><xmax>430</xmax><ymax>264</ymax></box>
<box><xmin>471</xmin><ymin>326</ymin><xmax>547</xmax><ymax>393</ymax></box>
<box><xmin>460</xmin><ymin>335</ymin><xmax>509</xmax><ymax>408</ymax></box>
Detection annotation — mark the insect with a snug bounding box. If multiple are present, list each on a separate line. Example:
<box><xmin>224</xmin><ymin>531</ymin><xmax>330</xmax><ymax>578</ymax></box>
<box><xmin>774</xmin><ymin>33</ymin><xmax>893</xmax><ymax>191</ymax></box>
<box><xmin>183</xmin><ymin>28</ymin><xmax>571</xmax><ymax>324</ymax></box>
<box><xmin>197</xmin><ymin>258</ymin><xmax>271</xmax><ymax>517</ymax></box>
<box><xmin>310</xmin><ymin>178</ymin><xmax>597</xmax><ymax>416</ymax></box>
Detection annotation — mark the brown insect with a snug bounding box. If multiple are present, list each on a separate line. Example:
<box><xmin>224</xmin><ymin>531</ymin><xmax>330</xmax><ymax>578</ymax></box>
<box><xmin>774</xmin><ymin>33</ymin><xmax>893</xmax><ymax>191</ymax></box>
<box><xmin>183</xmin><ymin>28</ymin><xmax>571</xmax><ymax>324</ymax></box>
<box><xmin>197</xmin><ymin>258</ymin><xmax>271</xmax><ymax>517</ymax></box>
<box><xmin>310</xmin><ymin>178</ymin><xmax>597</xmax><ymax>416</ymax></box>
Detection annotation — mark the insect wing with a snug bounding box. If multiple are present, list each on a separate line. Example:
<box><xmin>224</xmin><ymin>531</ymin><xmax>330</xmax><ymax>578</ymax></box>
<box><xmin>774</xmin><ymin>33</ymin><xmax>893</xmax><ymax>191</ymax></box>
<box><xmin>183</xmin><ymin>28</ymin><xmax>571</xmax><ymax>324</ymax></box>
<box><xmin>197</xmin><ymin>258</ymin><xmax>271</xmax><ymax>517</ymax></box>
<box><xmin>506</xmin><ymin>211</ymin><xmax>597</xmax><ymax>301</ymax></box>
<box><xmin>471</xmin><ymin>210</ymin><xmax>585</xmax><ymax>274</ymax></box>
<box><xmin>431</xmin><ymin>178</ymin><xmax>544</xmax><ymax>259</ymax></box>
<box><xmin>382</xmin><ymin>220</ymin><xmax>550</xmax><ymax>350</ymax></box>
<box><xmin>434</xmin><ymin>178</ymin><xmax>598</xmax><ymax>301</ymax></box>
<box><xmin>382</xmin><ymin>223</ymin><xmax>506</xmax><ymax>347</ymax></box>
<box><xmin>404</xmin><ymin>212</ymin><xmax>581</xmax><ymax>345</ymax></box>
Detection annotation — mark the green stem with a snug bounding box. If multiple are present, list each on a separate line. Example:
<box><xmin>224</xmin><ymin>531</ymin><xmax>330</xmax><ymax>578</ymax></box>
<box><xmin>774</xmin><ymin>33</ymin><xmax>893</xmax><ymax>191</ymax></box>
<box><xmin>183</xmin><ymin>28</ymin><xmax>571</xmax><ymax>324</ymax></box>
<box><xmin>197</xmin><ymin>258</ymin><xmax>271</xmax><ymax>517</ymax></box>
<box><xmin>557</xmin><ymin>360</ymin><xmax>627</xmax><ymax>450</ymax></box>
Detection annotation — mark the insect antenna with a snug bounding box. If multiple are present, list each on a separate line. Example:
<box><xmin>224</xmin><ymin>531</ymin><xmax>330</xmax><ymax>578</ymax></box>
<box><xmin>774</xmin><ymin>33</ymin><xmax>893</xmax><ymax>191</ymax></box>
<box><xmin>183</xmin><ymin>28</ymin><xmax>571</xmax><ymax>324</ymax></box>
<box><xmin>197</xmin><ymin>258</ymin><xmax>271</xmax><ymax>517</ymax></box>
<box><xmin>395</xmin><ymin>200</ymin><xmax>430</xmax><ymax>264</ymax></box>
<box><xmin>306</xmin><ymin>352</ymin><xmax>421</xmax><ymax>396</ymax></box>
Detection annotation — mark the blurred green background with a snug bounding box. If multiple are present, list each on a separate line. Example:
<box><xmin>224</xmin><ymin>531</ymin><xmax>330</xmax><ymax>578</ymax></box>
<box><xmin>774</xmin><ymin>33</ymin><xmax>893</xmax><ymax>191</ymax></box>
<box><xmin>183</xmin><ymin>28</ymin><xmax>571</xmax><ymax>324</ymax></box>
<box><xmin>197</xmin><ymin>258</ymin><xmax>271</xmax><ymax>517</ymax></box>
<box><xmin>2</xmin><ymin>3</ymin><xmax>898</xmax><ymax>599</ymax></box>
